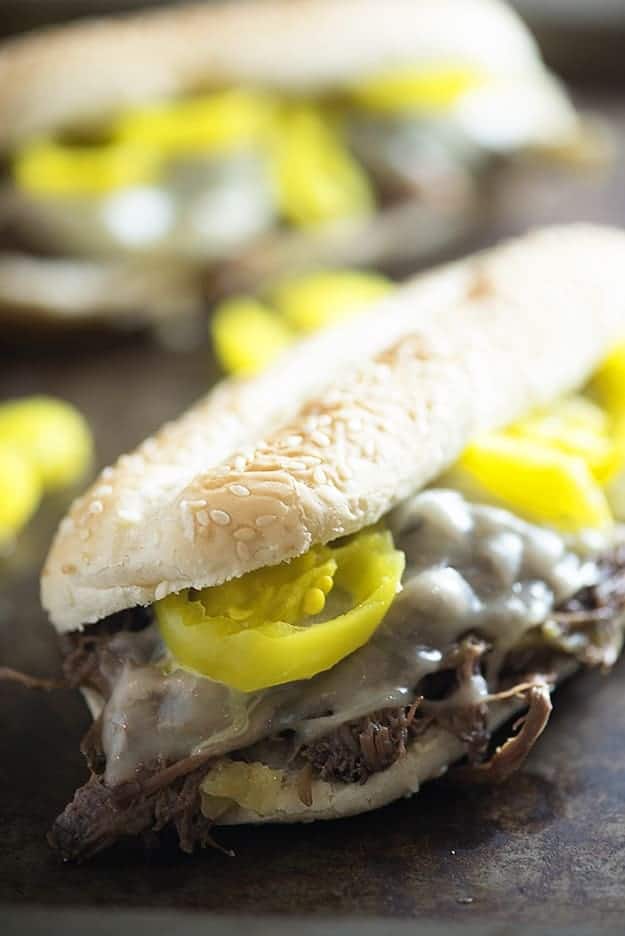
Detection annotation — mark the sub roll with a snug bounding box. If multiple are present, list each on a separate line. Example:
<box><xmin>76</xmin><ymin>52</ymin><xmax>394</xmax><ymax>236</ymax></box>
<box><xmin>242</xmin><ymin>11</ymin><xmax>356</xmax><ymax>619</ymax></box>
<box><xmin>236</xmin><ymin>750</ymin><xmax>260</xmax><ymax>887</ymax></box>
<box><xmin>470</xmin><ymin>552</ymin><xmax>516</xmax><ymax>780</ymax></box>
<box><xmin>0</xmin><ymin>0</ymin><xmax>581</xmax><ymax>324</ymax></box>
<box><xmin>40</xmin><ymin>225</ymin><xmax>625</xmax><ymax>859</ymax></box>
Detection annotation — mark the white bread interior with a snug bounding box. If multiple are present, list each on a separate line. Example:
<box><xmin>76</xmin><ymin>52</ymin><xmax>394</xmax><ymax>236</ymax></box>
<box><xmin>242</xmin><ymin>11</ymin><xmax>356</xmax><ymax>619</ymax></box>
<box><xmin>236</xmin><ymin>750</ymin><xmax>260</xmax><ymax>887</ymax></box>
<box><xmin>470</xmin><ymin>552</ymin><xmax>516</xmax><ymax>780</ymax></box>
<box><xmin>0</xmin><ymin>0</ymin><xmax>564</xmax><ymax>149</ymax></box>
<box><xmin>41</xmin><ymin>224</ymin><xmax>625</xmax><ymax>633</ymax></box>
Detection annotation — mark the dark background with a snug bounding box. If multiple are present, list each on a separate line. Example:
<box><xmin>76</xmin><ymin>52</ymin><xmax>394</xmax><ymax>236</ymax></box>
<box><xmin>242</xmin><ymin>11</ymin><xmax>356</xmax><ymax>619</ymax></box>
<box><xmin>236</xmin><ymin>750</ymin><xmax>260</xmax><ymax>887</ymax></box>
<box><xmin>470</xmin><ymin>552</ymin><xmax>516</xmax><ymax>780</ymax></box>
<box><xmin>1</xmin><ymin>2</ymin><xmax>625</xmax><ymax>931</ymax></box>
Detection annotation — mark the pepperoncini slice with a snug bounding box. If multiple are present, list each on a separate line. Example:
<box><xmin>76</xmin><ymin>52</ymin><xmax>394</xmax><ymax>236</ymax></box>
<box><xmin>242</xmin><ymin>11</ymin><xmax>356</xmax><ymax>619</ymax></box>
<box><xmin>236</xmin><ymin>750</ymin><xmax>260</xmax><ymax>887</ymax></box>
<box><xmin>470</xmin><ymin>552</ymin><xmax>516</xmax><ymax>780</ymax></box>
<box><xmin>114</xmin><ymin>89</ymin><xmax>277</xmax><ymax>156</ymax></box>
<box><xmin>270</xmin><ymin>270</ymin><xmax>392</xmax><ymax>333</ymax></box>
<box><xmin>13</xmin><ymin>139</ymin><xmax>161</xmax><ymax>196</ymax></box>
<box><xmin>588</xmin><ymin>341</ymin><xmax>625</xmax><ymax>419</ymax></box>
<box><xmin>156</xmin><ymin>528</ymin><xmax>405</xmax><ymax>692</ymax></box>
<box><xmin>460</xmin><ymin>434</ymin><xmax>611</xmax><ymax>531</ymax></box>
<box><xmin>0</xmin><ymin>447</ymin><xmax>42</xmax><ymax>545</ymax></box>
<box><xmin>349</xmin><ymin>63</ymin><xmax>486</xmax><ymax>114</ymax></box>
<box><xmin>507</xmin><ymin>396</ymin><xmax>619</xmax><ymax>483</ymax></box>
<box><xmin>211</xmin><ymin>297</ymin><xmax>293</xmax><ymax>376</ymax></box>
<box><xmin>273</xmin><ymin>105</ymin><xmax>374</xmax><ymax>227</ymax></box>
<box><xmin>0</xmin><ymin>396</ymin><xmax>93</xmax><ymax>490</ymax></box>
<box><xmin>587</xmin><ymin>342</ymin><xmax>625</xmax><ymax>518</ymax></box>
<box><xmin>211</xmin><ymin>269</ymin><xmax>393</xmax><ymax>376</ymax></box>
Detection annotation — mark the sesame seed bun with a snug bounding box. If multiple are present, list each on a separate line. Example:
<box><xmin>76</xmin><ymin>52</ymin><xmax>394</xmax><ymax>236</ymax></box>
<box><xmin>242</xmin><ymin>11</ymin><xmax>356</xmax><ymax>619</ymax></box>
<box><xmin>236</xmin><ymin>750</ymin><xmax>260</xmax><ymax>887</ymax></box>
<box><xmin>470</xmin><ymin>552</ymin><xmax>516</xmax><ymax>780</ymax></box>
<box><xmin>0</xmin><ymin>0</ymin><xmax>577</xmax><ymax>324</ymax></box>
<box><xmin>41</xmin><ymin>224</ymin><xmax>625</xmax><ymax>632</ymax></box>
<box><xmin>0</xmin><ymin>0</ymin><xmax>559</xmax><ymax>149</ymax></box>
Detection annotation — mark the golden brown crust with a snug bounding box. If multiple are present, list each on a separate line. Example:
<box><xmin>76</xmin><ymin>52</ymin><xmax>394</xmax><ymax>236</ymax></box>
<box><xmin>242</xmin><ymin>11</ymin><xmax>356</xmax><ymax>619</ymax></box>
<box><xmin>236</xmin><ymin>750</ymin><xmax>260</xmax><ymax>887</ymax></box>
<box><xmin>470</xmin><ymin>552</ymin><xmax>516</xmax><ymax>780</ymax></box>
<box><xmin>41</xmin><ymin>225</ymin><xmax>625</xmax><ymax>632</ymax></box>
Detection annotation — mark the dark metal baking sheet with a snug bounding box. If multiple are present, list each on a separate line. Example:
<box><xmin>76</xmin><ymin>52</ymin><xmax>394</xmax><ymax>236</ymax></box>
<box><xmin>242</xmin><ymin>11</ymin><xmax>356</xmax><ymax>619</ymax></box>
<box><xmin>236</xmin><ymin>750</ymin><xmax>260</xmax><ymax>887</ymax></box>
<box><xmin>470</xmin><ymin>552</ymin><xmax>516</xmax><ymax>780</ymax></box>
<box><xmin>2</xmin><ymin>92</ymin><xmax>625</xmax><ymax>929</ymax></box>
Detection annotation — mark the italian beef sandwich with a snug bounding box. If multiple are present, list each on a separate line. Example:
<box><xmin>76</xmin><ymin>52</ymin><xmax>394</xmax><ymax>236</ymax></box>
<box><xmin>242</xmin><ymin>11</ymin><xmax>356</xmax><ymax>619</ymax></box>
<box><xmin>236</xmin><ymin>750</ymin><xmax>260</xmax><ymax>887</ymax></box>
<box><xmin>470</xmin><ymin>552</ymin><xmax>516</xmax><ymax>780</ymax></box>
<box><xmin>0</xmin><ymin>0</ymin><xmax>581</xmax><ymax>324</ymax></box>
<box><xmin>40</xmin><ymin>224</ymin><xmax>625</xmax><ymax>859</ymax></box>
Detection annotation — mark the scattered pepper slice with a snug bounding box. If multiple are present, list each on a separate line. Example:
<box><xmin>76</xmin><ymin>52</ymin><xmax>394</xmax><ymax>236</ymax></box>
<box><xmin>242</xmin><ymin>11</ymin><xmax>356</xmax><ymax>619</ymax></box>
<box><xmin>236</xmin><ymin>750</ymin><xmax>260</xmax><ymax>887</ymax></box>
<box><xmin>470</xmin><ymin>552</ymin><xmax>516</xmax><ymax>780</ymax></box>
<box><xmin>0</xmin><ymin>396</ymin><xmax>93</xmax><ymax>490</ymax></box>
<box><xmin>156</xmin><ymin>529</ymin><xmax>405</xmax><ymax>692</ymax></box>
<box><xmin>0</xmin><ymin>447</ymin><xmax>42</xmax><ymax>545</ymax></box>
<box><xmin>460</xmin><ymin>434</ymin><xmax>612</xmax><ymax>531</ymax></box>
<box><xmin>270</xmin><ymin>270</ymin><xmax>392</xmax><ymax>333</ymax></box>
<box><xmin>211</xmin><ymin>297</ymin><xmax>293</xmax><ymax>376</ymax></box>
<box><xmin>211</xmin><ymin>269</ymin><xmax>393</xmax><ymax>376</ymax></box>
<box><xmin>508</xmin><ymin>396</ymin><xmax>618</xmax><ymax>483</ymax></box>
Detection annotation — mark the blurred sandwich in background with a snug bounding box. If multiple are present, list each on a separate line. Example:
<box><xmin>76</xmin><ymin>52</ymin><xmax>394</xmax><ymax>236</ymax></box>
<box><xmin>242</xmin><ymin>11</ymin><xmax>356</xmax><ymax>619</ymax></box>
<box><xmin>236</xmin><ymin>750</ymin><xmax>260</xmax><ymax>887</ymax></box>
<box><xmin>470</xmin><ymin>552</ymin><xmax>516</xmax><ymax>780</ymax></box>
<box><xmin>0</xmin><ymin>0</ymin><xmax>587</xmax><ymax>327</ymax></box>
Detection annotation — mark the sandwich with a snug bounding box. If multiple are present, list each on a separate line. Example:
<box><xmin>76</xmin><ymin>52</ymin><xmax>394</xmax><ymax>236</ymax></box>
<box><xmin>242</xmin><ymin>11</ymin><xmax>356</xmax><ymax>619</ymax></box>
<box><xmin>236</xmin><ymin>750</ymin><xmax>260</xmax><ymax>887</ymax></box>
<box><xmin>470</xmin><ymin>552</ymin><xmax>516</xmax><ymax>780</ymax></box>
<box><xmin>40</xmin><ymin>224</ymin><xmax>625</xmax><ymax>860</ymax></box>
<box><xmin>0</xmin><ymin>0</ymin><xmax>583</xmax><ymax>325</ymax></box>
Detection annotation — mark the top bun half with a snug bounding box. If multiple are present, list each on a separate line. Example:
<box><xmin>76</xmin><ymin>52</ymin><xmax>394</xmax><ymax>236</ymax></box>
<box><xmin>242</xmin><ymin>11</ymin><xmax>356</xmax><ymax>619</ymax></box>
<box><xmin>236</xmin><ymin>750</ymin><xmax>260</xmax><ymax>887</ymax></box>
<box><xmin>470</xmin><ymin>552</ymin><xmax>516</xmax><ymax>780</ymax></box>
<box><xmin>41</xmin><ymin>224</ymin><xmax>625</xmax><ymax>632</ymax></box>
<box><xmin>0</xmin><ymin>0</ymin><xmax>564</xmax><ymax>148</ymax></box>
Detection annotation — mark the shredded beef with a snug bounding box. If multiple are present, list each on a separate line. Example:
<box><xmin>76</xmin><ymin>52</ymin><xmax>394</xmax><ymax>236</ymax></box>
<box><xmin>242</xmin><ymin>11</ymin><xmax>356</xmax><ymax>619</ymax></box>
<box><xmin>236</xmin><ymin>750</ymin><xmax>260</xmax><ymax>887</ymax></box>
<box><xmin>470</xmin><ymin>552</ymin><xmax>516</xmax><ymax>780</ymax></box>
<box><xmin>60</xmin><ymin>606</ymin><xmax>153</xmax><ymax>696</ymax></box>
<box><xmin>48</xmin><ymin>546</ymin><xmax>625</xmax><ymax>859</ymax></box>
<box><xmin>550</xmin><ymin>543</ymin><xmax>625</xmax><ymax>668</ymax></box>
<box><xmin>303</xmin><ymin>701</ymin><xmax>426</xmax><ymax>784</ymax></box>
<box><xmin>453</xmin><ymin>681</ymin><xmax>552</xmax><ymax>784</ymax></box>
<box><xmin>48</xmin><ymin>759</ymin><xmax>217</xmax><ymax>862</ymax></box>
<box><xmin>302</xmin><ymin>636</ymin><xmax>489</xmax><ymax>784</ymax></box>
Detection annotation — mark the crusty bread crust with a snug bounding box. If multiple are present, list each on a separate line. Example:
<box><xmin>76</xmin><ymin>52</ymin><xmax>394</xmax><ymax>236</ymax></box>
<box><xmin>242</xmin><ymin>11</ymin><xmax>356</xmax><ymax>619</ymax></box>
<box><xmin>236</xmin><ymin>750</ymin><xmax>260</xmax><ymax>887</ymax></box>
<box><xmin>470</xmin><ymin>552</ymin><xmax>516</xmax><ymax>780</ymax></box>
<box><xmin>41</xmin><ymin>225</ymin><xmax>625</xmax><ymax>632</ymax></box>
<box><xmin>0</xmin><ymin>0</ymin><xmax>552</xmax><ymax>148</ymax></box>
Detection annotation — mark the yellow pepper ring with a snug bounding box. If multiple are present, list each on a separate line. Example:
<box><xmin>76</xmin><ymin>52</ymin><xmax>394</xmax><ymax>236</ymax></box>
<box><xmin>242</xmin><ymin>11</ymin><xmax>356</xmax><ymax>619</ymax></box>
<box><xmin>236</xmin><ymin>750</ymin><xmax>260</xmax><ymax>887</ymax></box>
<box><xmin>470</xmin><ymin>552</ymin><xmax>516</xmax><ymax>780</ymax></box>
<box><xmin>156</xmin><ymin>529</ymin><xmax>405</xmax><ymax>692</ymax></box>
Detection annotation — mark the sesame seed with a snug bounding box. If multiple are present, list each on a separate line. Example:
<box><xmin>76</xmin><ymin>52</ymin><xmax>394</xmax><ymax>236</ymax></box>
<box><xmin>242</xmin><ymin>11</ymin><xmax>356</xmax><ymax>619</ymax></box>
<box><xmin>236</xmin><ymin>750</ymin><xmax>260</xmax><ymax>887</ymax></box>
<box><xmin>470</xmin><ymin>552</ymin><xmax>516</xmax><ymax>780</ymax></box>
<box><xmin>254</xmin><ymin>546</ymin><xmax>275</xmax><ymax>563</ymax></box>
<box><xmin>118</xmin><ymin>508</ymin><xmax>140</xmax><ymax>524</ymax></box>
<box><xmin>88</xmin><ymin>500</ymin><xmax>103</xmax><ymax>515</ymax></box>
<box><xmin>236</xmin><ymin>541</ymin><xmax>251</xmax><ymax>561</ymax></box>
<box><xmin>286</xmin><ymin>435</ymin><xmax>303</xmax><ymax>447</ymax></box>
<box><xmin>311</xmin><ymin>430</ymin><xmax>331</xmax><ymax>447</ymax></box>
<box><xmin>101</xmin><ymin>467</ymin><xmax>114</xmax><ymax>480</ymax></box>
<box><xmin>256</xmin><ymin>514</ymin><xmax>277</xmax><ymax>528</ymax></box>
<box><xmin>337</xmin><ymin>463</ymin><xmax>352</xmax><ymax>481</ymax></box>
<box><xmin>210</xmin><ymin>509</ymin><xmax>231</xmax><ymax>526</ymax></box>
<box><xmin>94</xmin><ymin>485</ymin><xmax>113</xmax><ymax>497</ymax></box>
<box><xmin>234</xmin><ymin>527</ymin><xmax>256</xmax><ymax>542</ymax></box>
<box><xmin>289</xmin><ymin>460</ymin><xmax>306</xmax><ymax>471</ymax></box>
<box><xmin>313</xmin><ymin>467</ymin><xmax>327</xmax><ymax>485</ymax></box>
<box><xmin>233</xmin><ymin>455</ymin><xmax>246</xmax><ymax>471</ymax></box>
<box><xmin>229</xmin><ymin>484</ymin><xmax>250</xmax><ymax>497</ymax></box>
<box><xmin>318</xmin><ymin>414</ymin><xmax>332</xmax><ymax>427</ymax></box>
<box><xmin>155</xmin><ymin>581</ymin><xmax>169</xmax><ymax>601</ymax></box>
<box><xmin>60</xmin><ymin>517</ymin><xmax>74</xmax><ymax>535</ymax></box>
<box><xmin>196</xmin><ymin>510</ymin><xmax>210</xmax><ymax>526</ymax></box>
